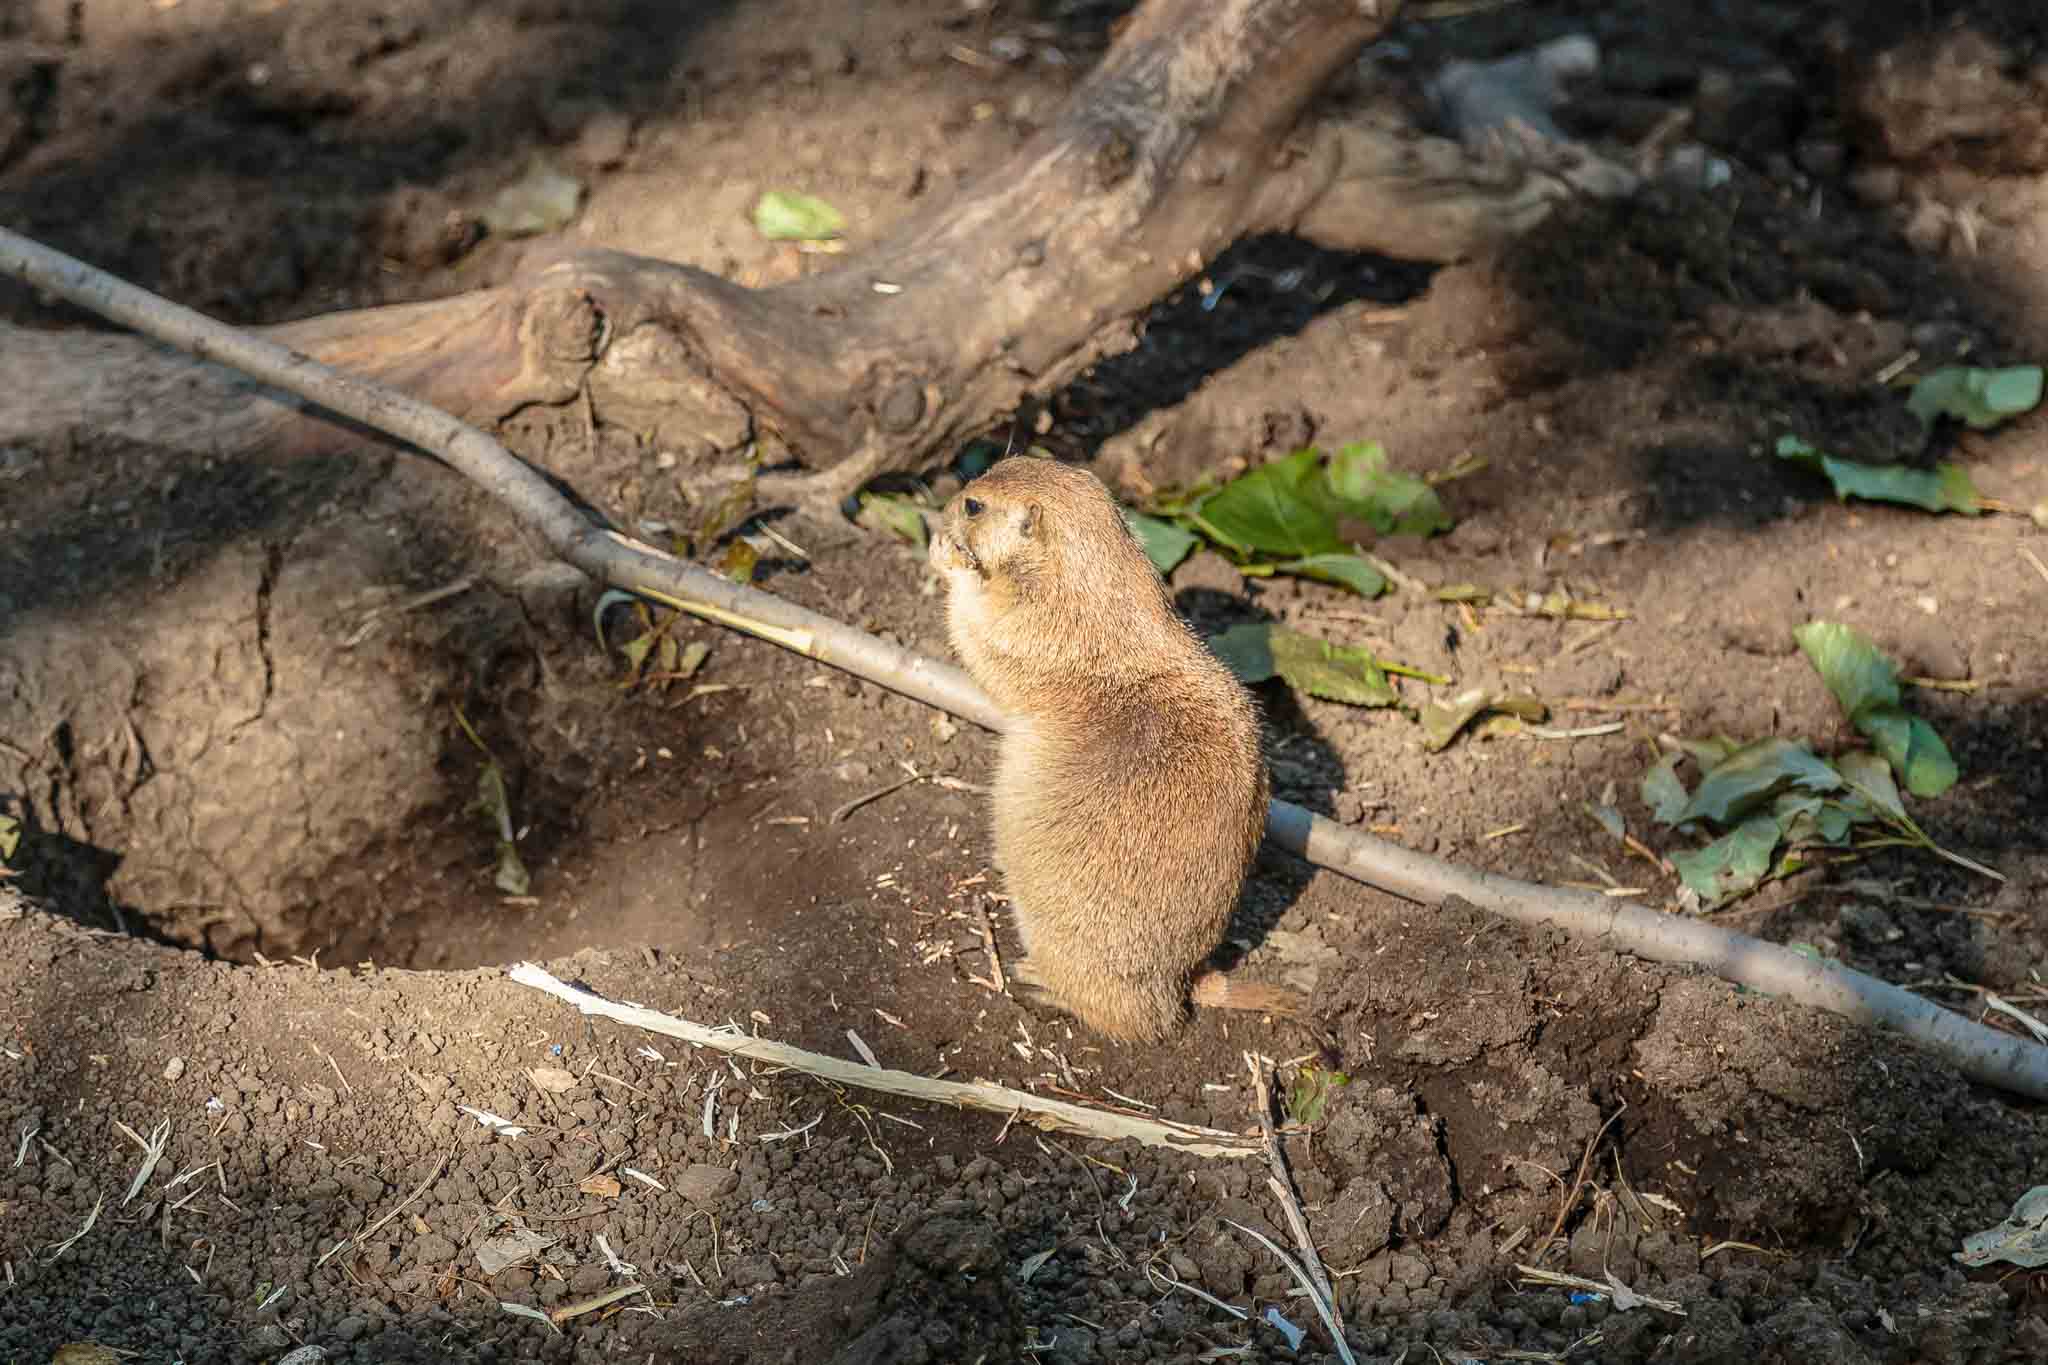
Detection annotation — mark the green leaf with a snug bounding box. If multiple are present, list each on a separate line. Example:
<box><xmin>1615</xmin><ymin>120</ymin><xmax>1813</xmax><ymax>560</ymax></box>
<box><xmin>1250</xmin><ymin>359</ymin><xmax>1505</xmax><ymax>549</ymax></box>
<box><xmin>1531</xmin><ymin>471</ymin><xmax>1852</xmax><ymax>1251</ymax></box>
<box><xmin>1285</xmin><ymin>1066</ymin><xmax>1350</xmax><ymax>1127</ymax></box>
<box><xmin>1206</xmin><ymin>624</ymin><xmax>1398</xmax><ymax>707</ymax></box>
<box><xmin>1856</xmin><ymin>706</ymin><xmax>1959</xmax><ymax>798</ymax></box>
<box><xmin>1796</xmin><ymin>622</ymin><xmax>1959</xmax><ymax>797</ymax></box>
<box><xmin>857</xmin><ymin>492</ymin><xmax>929</xmax><ymax>550</ymax></box>
<box><xmin>1671</xmin><ymin>814</ymin><xmax>1782</xmax><ymax>906</ymax></box>
<box><xmin>1833</xmin><ymin>750</ymin><xmax>1905</xmax><ymax>822</ymax></box>
<box><xmin>1640</xmin><ymin>752</ymin><xmax>1691</xmax><ymax>825</ymax></box>
<box><xmin>1678</xmin><ymin>738</ymin><xmax>1843</xmax><ymax>826</ymax></box>
<box><xmin>1678</xmin><ymin>735</ymin><xmax>1744</xmax><ymax>769</ymax></box>
<box><xmin>1194</xmin><ymin>443</ymin><xmax>1452</xmax><ymax>563</ymax></box>
<box><xmin>1272</xmin><ymin>552</ymin><xmax>1387</xmax><ymax>598</ymax></box>
<box><xmin>1195</xmin><ymin>449</ymin><xmax>1340</xmax><ymax>558</ymax></box>
<box><xmin>0</xmin><ymin>813</ymin><xmax>18</xmax><ymax>863</ymax></box>
<box><xmin>1794</xmin><ymin>621</ymin><xmax>1901</xmax><ymax>718</ymax></box>
<box><xmin>1125</xmin><ymin>511</ymin><xmax>1201</xmax><ymax>575</ymax></box>
<box><xmin>752</xmin><ymin>190</ymin><xmax>846</xmax><ymax>241</ymax></box>
<box><xmin>1775</xmin><ymin>436</ymin><xmax>1980</xmax><ymax>515</ymax></box>
<box><xmin>1907</xmin><ymin>364</ymin><xmax>2045</xmax><ymax>430</ymax></box>
<box><xmin>1326</xmin><ymin>441</ymin><xmax>1453</xmax><ymax>537</ymax></box>
<box><xmin>619</xmin><ymin>629</ymin><xmax>656</xmax><ymax>672</ymax></box>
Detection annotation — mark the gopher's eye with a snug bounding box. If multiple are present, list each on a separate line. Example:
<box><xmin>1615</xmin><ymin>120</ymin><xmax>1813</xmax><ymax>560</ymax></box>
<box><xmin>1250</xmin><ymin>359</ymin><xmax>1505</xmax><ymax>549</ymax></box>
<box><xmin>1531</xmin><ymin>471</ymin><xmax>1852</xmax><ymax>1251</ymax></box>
<box><xmin>963</xmin><ymin>497</ymin><xmax>984</xmax><ymax>517</ymax></box>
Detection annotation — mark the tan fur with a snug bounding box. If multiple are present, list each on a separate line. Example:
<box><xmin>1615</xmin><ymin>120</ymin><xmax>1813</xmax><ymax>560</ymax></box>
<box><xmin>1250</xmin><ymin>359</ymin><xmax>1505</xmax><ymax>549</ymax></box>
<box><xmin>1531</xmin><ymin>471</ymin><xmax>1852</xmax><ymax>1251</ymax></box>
<box><xmin>929</xmin><ymin>456</ymin><xmax>1277</xmax><ymax>1042</ymax></box>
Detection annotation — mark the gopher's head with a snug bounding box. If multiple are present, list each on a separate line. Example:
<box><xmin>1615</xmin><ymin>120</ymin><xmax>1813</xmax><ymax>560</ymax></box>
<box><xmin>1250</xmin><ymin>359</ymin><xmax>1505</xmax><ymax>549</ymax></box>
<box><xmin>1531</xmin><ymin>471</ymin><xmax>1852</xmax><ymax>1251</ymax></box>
<box><xmin>929</xmin><ymin>456</ymin><xmax>1141</xmax><ymax>606</ymax></box>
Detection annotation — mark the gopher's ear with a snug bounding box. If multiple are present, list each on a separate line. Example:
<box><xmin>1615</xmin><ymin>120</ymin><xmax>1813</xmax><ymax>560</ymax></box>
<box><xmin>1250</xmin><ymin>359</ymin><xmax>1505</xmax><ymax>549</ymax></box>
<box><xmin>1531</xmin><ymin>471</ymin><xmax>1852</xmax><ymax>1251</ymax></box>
<box><xmin>1018</xmin><ymin>501</ymin><xmax>1041</xmax><ymax>538</ymax></box>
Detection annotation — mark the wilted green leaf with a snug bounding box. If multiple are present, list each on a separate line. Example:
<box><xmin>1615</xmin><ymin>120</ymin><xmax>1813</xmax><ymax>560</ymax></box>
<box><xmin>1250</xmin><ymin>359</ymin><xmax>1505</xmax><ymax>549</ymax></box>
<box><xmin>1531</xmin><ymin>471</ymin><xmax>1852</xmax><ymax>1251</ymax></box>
<box><xmin>718</xmin><ymin>539</ymin><xmax>760</xmax><ymax>585</ymax></box>
<box><xmin>1907</xmin><ymin>364</ymin><xmax>2045</xmax><ymax>431</ymax></box>
<box><xmin>1271</xmin><ymin>552</ymin><xmax>1387</xmax><ymax>598</ymax></box>
<box><xmin>1207</xmin><ymin>624</ymin><xmax>1398</xmax><ymax>707</ymax></box>
<box><xmin>692</xmin><ymin>476</ymin><xmax>756</xmax><ymax>551</ymax></box>
<box><xmin>1955</xmin><ymin>1185</ymin><xmax>2048</xmax><ymax>1269</ymax></box>
<box><xmin>857</xmin><ymin>492</ymin><xmax>929</xmax><ymax>550</ymax></box>
<box><xmin>1678</xmin><ymin>737</ymin><xmax>1843</xmax><ymax>826</ymax></box>
<box><xmin>1419</xmin><ymin>687</ymin><xmax>1491</xmax><ymax>752</ymax></box>
<box><xmin>753</xmin><ymin>190</ymin><xmax>846</xmax><ymax>241</ymax></box>
<box><xmin>0</xmin><ymin>813</ymin><xmax>17</xmax><ymax>863</ymax></box>
<box><xmin>1641</xmin><ymin>752</ymin><xmax>1691</xmax><ymax>825</ymax></box>
<box><xmin>1775</xmin><ymin>436</ymin><xmax>1980</xmax><ymax>515</ymax></box>
<box><xmin>1795</xmin><ymin>622</ymin><xmax>1959</xmax><ymax>798</ymax></box>
<box><xmin>1285</xmin><ymin>1066</ymin><xmax>1350</xmax><ymax>1127</ymax></box>
<box><xmin>1125</xmin><ymin>511</ymin><xmax>1201</xmax><ymax>575</ymax></box>
<box><xmin>1833</xmin><ymin>749</ymin><xmax>1905</xmax><ymax>822</ymax></box>
<box><xmin>1326</xmin><ymin>441</ymin><xmax>1453</xmax><ymax>537</ymax></box>
<box><xmin>1671</xmin><ymin>814</ymin><xmax>1781</xmax><ymax>906</ymax></box>
<box><xmin>1586</xmin><ymin>803</ymin><xmax>1625</xmax><ymax>841</ymax></box>
<box><xmin>675</xmin><ymin>640</ymin><xmax>711</xmax><ymax>680</ymax></box>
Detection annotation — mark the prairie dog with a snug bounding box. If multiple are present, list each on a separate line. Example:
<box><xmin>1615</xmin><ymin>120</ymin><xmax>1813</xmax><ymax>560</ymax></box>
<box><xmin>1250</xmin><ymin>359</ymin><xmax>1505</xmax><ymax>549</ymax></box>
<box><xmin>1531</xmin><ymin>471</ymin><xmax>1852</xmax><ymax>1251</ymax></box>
<box><xmin>929</xmin><ymin>455</ymin><xmax>1292</xmax><ymax>1041</ymax></box>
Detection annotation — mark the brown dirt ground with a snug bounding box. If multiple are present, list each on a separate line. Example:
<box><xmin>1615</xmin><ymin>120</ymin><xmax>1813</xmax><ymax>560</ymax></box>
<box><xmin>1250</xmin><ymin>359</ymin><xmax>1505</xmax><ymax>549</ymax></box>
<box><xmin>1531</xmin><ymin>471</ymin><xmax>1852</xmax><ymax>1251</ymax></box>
<box><xmin>4</xmin><ymin>0</ymin><xmax>2048</xmax><ymax>1361</ymax></box>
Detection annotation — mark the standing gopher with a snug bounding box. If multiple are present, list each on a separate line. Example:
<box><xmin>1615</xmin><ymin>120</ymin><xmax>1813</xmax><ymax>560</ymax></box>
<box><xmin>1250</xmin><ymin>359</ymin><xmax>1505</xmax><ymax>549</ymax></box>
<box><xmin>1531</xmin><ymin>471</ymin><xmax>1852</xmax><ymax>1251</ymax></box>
<box><xmin>929</xmin><ymin>455</ymin><xmax>1294</xmax><ymax>1041</ymax></box>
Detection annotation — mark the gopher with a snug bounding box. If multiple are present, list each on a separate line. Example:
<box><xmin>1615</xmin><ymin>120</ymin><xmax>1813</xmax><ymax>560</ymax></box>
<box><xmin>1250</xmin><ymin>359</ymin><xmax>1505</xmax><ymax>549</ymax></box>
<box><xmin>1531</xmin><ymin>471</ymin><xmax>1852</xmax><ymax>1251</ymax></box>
<box><xmin>929</xmin><ymin>455</ymin><xmax>1296</xmax><ymax>1041</ymax></box>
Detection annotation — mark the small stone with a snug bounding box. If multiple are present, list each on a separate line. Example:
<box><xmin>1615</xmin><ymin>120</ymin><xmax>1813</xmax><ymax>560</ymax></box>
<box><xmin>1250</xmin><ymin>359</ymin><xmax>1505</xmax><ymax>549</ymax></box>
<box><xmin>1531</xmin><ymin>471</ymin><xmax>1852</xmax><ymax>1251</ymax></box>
<box><xmin>163</xmin><ymin>1057</ymin><xmax>186</xmax><ymax>1081</ymax></box>
<box><xmin>674</xmin><ymin>1163</ymin><xmax>740</xmax><ymax>1208</ymax></box>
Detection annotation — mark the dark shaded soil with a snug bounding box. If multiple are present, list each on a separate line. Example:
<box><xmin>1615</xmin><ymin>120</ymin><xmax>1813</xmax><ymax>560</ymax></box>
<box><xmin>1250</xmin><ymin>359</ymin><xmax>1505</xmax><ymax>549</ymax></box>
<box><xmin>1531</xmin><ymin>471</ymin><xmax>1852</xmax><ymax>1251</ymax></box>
<box><xmin>4</xmin><ymin>0</ymin><xmax>2048</xmax><ymax>1361</ymax></box>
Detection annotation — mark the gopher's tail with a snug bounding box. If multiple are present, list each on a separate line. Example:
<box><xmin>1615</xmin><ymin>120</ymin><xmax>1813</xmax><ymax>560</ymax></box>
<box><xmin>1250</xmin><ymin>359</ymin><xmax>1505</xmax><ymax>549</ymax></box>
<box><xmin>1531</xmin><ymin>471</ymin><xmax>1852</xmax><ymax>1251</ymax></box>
<box><xmin>1190</xmin><ymin>969</ymin><xmax>1306</xmax><ymax>1020</ymax></box>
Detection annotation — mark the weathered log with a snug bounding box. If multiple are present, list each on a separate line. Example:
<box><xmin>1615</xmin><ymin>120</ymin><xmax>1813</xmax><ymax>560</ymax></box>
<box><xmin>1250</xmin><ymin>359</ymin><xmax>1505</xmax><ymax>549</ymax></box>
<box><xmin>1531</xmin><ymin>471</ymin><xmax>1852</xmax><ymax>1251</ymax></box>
<box><xmin>1</xmin><ymin>0</ymin><xmax>1591</xmax><ymax>504</ymax></box>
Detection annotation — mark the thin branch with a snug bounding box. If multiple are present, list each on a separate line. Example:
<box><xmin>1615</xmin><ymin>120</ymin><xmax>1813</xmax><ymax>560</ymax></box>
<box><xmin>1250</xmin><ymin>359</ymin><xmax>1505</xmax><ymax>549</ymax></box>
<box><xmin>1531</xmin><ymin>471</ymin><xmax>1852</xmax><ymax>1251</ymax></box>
<box><xmin>507</xmin><ymin>964</ymin><xmax>1260</xmax><ymax>1158</ymax></box>
<box><xmin>4</xmin><ymin>225</ymin><xmax>2044</xmax><ymax>1103</ymax></box>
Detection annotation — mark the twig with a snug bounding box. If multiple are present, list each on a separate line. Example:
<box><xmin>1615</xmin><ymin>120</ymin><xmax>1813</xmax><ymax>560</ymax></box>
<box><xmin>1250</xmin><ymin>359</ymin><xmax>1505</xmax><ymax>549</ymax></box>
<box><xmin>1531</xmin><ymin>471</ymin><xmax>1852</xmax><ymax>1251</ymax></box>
<box><xmin>509</xmin><ymin>964</ymin><xmax>1260</xmax><ymax>1158</ymax></box>
<box><xmin>1514</xmin><ymin>1263</ymin><xmax>1685</xmax><ymax>1315</ymax></box>
<box><xmin>1223</xmin><ymin>1218</ymin><xmax>1356</xmax><ymax>1363</ymax></box>
<box><xmin>315</xmin><ymin>1150</ymin><xmax>452</xmax><ymax>1268</ymax></box>
<box><xmin>1538</xmin><ymin>1101</ymin><xmax>1626</xmax><ymax>1255</ymax></box>
<box><xmin>1247</xmin><ymin>1055</ymin><xmax>1352</xmax><ymax>1362</ymax></box>
<box><xmin>2021</xmin><ymin>545</ymin><xmax>2048</xmax><ymax>588</ymax></box>
<box><xmin>7</xmin><ymin>226</ymin><xmax>2044</xmax><ymax>1103</ymax></box>
<box><xmin>976</xmin><ymin>899</ymin><xmax>1008</xmax><ymax>994</ymax></box>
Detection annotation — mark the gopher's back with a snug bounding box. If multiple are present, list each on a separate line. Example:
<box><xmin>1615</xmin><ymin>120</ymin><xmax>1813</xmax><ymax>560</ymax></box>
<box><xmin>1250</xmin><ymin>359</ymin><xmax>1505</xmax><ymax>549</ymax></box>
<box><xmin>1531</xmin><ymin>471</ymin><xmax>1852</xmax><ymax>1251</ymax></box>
<box><xmin>991</xmin><ymin>633</ymin><xmax>1268</xmax><ymax>1041</ymax></box>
